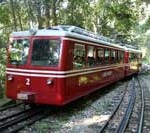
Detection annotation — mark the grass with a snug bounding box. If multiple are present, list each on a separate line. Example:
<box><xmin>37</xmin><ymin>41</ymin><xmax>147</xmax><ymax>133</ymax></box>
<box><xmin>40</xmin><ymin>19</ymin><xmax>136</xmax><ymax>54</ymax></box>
<box><xmin>0</xmin><ymin>97</ymin><xmax>11</xmax><ymax>106</ymax></box>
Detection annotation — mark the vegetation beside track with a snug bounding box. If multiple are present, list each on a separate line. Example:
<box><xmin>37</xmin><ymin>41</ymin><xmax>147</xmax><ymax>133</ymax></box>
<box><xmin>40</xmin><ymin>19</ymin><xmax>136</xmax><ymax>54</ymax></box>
<box><xmin>0</xmin><ymin>47</ymin><xmax>6</xmax><ymax>99</ymax></box>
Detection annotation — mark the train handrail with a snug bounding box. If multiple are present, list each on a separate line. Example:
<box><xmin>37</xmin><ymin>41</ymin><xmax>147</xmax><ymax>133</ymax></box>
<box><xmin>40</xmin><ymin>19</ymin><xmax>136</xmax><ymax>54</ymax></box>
<box><xmin>52</xmin><ymin>25</ymin><xmax>114</xmax><ymax>44</ymax></box>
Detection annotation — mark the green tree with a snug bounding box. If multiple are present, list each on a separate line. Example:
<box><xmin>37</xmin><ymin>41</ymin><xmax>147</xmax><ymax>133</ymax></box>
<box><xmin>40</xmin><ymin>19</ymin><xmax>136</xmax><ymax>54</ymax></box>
<box><xmin>0</xmin><ymin>3</ymin><xmax>11</xmax><ymax>28</ymax></box>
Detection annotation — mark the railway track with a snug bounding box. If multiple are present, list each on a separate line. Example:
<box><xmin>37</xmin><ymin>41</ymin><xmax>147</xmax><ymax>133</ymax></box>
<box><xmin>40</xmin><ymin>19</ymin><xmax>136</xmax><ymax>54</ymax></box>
<box><xmin>0</xmin><ymin>108</ymin><xmax>46</xmax><ymax>133</ymax></box>
<box><xmin>0</xmin><ymin>101</ymin><xmax>47</xmax><ymax>133</ymax></box>
<box><xmin>125</xmin><ymin>76</ymin><xmax>144</xmax><ymax>133</ymax></box>
<box><xmin>99</xmin><ymin>76</ymin><xmax>145</xmax><ymax>133</ymax></box>
<box><xmin>140</xmin><ymin>75</ymin><xmax>150</xmax><ymax>132</ymax></box>
<box><xmin>0</xmin><ymin>100</ymin><xmax>16</xmax><ymax>107</ymax></box>
<box><xmin>0</xmin><ymin>101</ymin><xmax>23</xmax><ymax>112</ymax></box>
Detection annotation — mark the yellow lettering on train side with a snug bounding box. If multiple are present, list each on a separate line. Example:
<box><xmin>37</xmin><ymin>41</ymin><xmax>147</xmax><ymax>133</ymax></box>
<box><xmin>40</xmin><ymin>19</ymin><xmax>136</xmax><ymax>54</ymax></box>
<box><xmin>89</xmin><ymin>75</ymin><xmax>101</xmax><ymax>83</ymax></box>
<box><xmin>79</xmin><ymin>74</ymin><xmax>101</xmax><ymax>85</ymax></box>
<box><xmin>79</xmin><ymin>76</ymin><xmax>89</xmax><ymax>85</ymax></box>
<box><xmin>102</xmin><ymin>71</ymin><xmax>112</xmax><ymax>78</ymax></box>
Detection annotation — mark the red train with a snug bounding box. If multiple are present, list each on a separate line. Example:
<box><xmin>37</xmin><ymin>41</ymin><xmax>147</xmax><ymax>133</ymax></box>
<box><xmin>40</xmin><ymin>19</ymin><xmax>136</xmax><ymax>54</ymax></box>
<box><xmin>6</xmin><ymin>25</ymin><xmax>142</xmax><ymax>106</ymax></box>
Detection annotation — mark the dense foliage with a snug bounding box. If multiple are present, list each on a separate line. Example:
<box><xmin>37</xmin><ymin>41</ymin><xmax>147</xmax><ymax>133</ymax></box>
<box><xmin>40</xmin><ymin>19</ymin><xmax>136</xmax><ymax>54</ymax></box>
<box><xmin>0</xmin><ymin>0</ymin><xmax>142</xmax><ymax>38</ymax></box>
<box><xmin>0</xmin><ymin>33</ymin><xmax>7</xmax><ymax>97</ymax></box>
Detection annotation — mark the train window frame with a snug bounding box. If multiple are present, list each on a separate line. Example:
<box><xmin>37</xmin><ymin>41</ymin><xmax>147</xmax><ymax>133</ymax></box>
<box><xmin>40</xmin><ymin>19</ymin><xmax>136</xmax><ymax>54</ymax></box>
<box><xmin>87</xmin><ymin>45</ymin><xmax>96</xmax><ymax>67</ymax></box>
<box><xmin>116</xmin><ymin>51</ymin><xmax>119</xmax><ymax>63</ymax></box>
<box><xmin>31</xmin><ymin>39</ymin><xmax>60</xmax><ymax>67</ymax></box>
<box><xmin>116</xmin><ymin>50</ymin><xmax>123</xmax><ymax>64</ymax></box>
<box><xmin>104</xmin><ymin>48</ymin><xmax>110</xmax><ymax>65</ymax></box>
<box><xmin>110</xmin><ymin>49</ymin><xmax>116</xmax><ymax>64</ymax></box>
<box><xmin>129</xmin><ymin>53</ymin><xmax>135</xmax><ymax>62</ymax></box>
<box><xmin>8</xmin><ymin>39</ymin><xmax>29</xmax><ymax>65</ymax></box>
<box><xmin>138</xmin><ymin>53</ymin><xmax>142</xmax><ymax>61</ymax></box>
<box><xmin>120</xmin><ymin>51</ymin><xmax>124</xmax><ymax>63</ymax></box>
<box><xmin>97</xmin><ymin>47</ymin><xmax>104</xmax><ymax>65</ymax></box>
<box><xmin>73</xmin><ymin>43</ymin><xmax>86</xmax><ymax>69</ymax></box>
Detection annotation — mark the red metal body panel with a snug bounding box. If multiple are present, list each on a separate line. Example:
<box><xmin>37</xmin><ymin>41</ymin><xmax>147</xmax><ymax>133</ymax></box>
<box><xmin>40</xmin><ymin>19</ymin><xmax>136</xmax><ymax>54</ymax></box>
<box><xmin>62</xmin><ymin>66</ymin><xmax>125</xmax><ymax>104</ymax></box>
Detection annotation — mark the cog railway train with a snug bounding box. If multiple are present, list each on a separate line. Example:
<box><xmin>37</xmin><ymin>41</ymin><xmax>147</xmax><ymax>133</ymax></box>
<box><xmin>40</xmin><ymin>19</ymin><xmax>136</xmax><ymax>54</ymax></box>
<box><xmin>6</xmin><ymin>25</ymin><xmax>142</xmax><ymax>106</ymax></box>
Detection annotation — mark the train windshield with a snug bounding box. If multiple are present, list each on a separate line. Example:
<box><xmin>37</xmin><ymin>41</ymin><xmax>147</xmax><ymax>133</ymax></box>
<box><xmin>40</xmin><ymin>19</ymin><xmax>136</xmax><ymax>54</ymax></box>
<box><xmin>31</xmin><ymin>39</ymin><xmax>60</xmax><ymax>66</ymax></box>
<box><xmin>8</xmin><ymin>39</ymin><xmax>29</xmax><ymax>65</ymax></box>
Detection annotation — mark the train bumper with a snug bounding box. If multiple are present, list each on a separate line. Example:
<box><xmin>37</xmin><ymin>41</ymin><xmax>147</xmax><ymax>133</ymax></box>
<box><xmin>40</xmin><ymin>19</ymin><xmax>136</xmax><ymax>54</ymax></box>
<box><xmin>17</xmin><ymin>92</ymin><xmax>35</xmax><ymax>101</ymax></box>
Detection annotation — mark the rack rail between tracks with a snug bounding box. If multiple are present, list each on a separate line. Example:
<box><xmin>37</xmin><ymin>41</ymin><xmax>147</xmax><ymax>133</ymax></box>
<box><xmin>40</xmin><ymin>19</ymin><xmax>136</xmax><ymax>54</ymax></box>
<box><xmin>100</xmin><ymin>77</ymin><xmax>144</xmax><ymax>133</ymax></box>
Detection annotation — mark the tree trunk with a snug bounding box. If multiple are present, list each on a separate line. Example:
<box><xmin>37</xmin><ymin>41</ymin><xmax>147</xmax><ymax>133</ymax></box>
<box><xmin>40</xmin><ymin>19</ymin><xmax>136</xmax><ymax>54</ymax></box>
<box><xmin>36</xmin><ymin>0</ymin><xmax>43</xmax><ymax>29</ymax></box>
<box><xmin>44</xmin><ymin>0</ymin><xmax>51</xmax><ymax>27</ymax></box>
<box><xmin>15</xmin><ymin>0</ymin><xmax>23</xmax><ymax>30</ymax></box>
<box><xmin>52</xmin><ymin>0</ymin><xmax>57</xmax><ymax>26</ymax></box>
<box><xmin>10</xmin><ymin>0</ymin><xmax>17</xmax><ymax>31</ymax></box>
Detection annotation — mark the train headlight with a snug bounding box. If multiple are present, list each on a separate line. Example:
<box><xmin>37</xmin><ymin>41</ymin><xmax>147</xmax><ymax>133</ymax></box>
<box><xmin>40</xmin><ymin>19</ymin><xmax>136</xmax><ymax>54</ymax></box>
<box><xmin>47</xmin><ymin>78</ymin><xmax>53</xmax><ymax>85</ymax></box>
<box><xmin>8</xmin><ymin>75</ymin><xmax>13</xmax><ymax>81</ymax></box>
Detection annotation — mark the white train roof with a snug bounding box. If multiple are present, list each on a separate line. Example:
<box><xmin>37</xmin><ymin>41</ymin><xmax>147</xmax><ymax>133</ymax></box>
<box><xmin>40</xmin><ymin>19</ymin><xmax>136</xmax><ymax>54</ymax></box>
<box><xmin>125</xmin><ymin>47</ymin><xmax>142</xmax><ymax>53</ymax></box>
<box><xmin>11</xmin><ymin>25</ymin><xmax>141</xmax><ymax>53</ymax></box>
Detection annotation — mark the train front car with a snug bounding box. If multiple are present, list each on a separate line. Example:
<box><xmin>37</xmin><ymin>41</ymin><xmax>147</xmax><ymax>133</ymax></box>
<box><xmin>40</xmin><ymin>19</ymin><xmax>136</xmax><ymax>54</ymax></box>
<box><xmin>6</xmin><ymin>29</ymin><xmax>66</xmax><ymax>105</ymax></box>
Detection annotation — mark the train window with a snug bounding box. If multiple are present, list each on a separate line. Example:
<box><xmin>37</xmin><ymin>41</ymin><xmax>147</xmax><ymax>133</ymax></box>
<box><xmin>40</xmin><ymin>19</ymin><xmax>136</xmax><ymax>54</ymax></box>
<box><xmin>140</xmin><ymin>53</ymin><xmax>142</xmax><ymax>59</ymax></box>
<box><xmin>135</xmin><ymin>53</ymin><xmax>138</xmax><ymax>61</ymax></box>
<box><xmin>116</xmin><ymin>51</ymin><xmax>118</xmax><ymax>63</ymax></box>
<box><xmin>121</xmin><ymin>52</ymin><xmax>124</xmax><ymax>63</ymax></box>
<box><xmin>111</xmin><ymin>50</ymin><xmax>116</xmax><ymax>64</ymax></box>
<box><xmin>104</xmin><ymin>48</ymin><xmax>110</xmax><ymax>64</ymax></box>
<box><xmin>31</xmin><ymin>39</ymin><xmax>60</xmax><ymax>66</ymax></box>
<box><xmin>139</xmin><ymin>53</ymin><xmax>142</xmax><ymax>63</ymax></box>
<box><xmin>116</xmin><ymin>51</ymin><xmax>123</xmax><ymax>64</ymax></box>
<box><xmin>129</xmin><ymin>53</ymin><xmax>135</xmax><ymax>62</ymax></box>
<box><xmin>119</xmin><ymin>51</ymin><xmax>123</xmax><ymax>63</ymax></box>
<box><xmin>8</xmin><ymin>39</ymin><xmax>29</xmax><ymax>65</ymax></box>
<box><xmin>73</xmin><ymin>43</ymin><xmax>85</xmax><ymax>69</ymax></box>
<box><xmin>138</xmin><ymin>53</ymin><xmax>142</xmax><ymax>61</ymax></box>
<box><xmin>131</xmin><ymin>53</ymin><xmax>133</xmax><ymax>61</ymax></box>
<box><xmin>97</xmin><ymin>48</ymin><xmax>104</xmax><ymax>65</ymax></box>
<box><xmin>87</xmin><ymin>46</ymin><xmax>96</xmax><ymax>67</ymax></box>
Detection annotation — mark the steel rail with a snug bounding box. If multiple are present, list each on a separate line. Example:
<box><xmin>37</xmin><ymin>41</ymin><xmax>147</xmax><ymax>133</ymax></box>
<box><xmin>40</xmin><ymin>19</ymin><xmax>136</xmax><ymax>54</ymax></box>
<box><xmin>0</xmin><ymin>108</ymin><xmax>42</xmax><ymax>131</ymax></box>
<box><xmin>0</xmin><ymin>108</ymin><xmax>33</xmax><ymax>122</ymax></box>
<box><xmin>99</xmin><ymin>81</ymin><xmax>129</xmax><ymax>132</ymax></box>
<box><xmin>0</xmin><ymin>100</ymin><xmax>16</xmax><ymax>107</ymax></box>
<box><xmin>137</xmin><ymin>76</ymin><xmax>145</xmax><ymax>133</ymax></box>
<box><xmin>140</xmin><ymin>75</ymin><xmax>150</xmax><ymax>132</ymax></box>
<box><xmin>0</xmin><ymin>102</ymin><xmax>22</xmax><ymax>112</ymax></box>
<box><xmin>10</xmin><ymin>113</ymin><xmax>47</xmax><ymax>133</ymax></box>
<box><xmin>116</xmin><ymin>77</ymin><xmax>136</xmax><ymax>132</ymax></box>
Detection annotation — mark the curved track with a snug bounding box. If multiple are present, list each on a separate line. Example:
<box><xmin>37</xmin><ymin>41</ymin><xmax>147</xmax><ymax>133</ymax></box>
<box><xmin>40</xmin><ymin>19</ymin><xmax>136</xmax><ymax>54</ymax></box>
<box><xmin>100</xmin><ymin>76</ymin><xmax>145</xmax><ymax>133</ymax></box>
<box><xmin>125</xmin><ymin>76</ymin><xmax>144</xmax><ymax>133</ymax></box>
<box><xmin>140</xmin><ymin>74</ymin><xmax>150</xmax><ymax>132</ymax></box>
<box><xmin>99</xmin><ymin>80</ymin><xmax>129</xmax><ymax>132</ymax></box>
